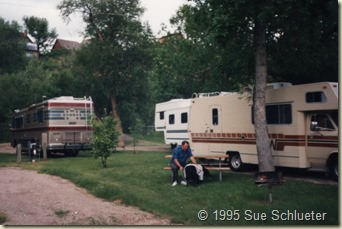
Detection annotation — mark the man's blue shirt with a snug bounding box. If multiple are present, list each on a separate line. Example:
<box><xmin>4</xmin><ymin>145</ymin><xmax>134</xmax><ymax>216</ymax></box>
<box><xmin>170</xmin><ymin>145</ymin><xmax>193</xmax><ymax>167</ymax></box>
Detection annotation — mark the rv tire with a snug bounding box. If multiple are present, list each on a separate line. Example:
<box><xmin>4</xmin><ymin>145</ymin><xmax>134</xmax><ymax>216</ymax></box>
<box><xmin>328</xmin><ymin>155</ymin><xmax>338</xmax><ymax>180</ymax></box>
<box><xmin>65</xmin><ymin>150</ymin><xmax>79</xmax><ymax>157</ymax></box>
<box><xmin>228</xmin><ymin>152</ymin><xmax>244</xmax><ymax>171</ymax></box>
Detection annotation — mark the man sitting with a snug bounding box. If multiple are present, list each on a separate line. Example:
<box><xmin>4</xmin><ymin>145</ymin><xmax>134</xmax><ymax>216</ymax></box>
<box><xmin>170</xmin><ymin>141</ymin><xmax>197</xmax><ymax>186</ymax></box>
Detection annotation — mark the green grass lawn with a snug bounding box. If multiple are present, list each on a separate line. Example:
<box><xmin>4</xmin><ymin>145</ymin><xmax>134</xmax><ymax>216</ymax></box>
<box><xmin>0</xmin><ymin>151</ymin><xmax>339</xmax><ymax>225</ymax></box>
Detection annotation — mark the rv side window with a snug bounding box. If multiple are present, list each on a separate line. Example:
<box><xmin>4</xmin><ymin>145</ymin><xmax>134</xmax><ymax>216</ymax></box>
<box><xmin>212</xmin><ymin>108</ymin><xmax>219</xmax><ymax>125</ymax></box>
<box><xmin>169</xmin><ymin>114</ymin><xmax>175</xmax><ymax>125</ymax></box>
<box><xmin>266</xmin><ymin>104</ymin><xmax>292</xmax><ymax>124</ymax></box>
<box><xmin>306</xmin><ymin>92</ymin><xmax>327</xmax><ymax>103</ymax></box>
<box><xmin>37</xmin><ymin>109</ymin><xmax>44</xmax><ymax>123</ymax></box>
<box><xmin>252</xmin><ymin>104</ymin><xmax>292</xmax><ymax>124</ymax></box>
<box><xmin>159</xmin><ymin>112</ymin><xmax>164</xmax><ymax>120</ymax></box>
<box><xmin>26</xmin><ymin>114</ymin><xmax>31</xmax><ymax>124</ymax></box>
<box><xmin>13</xmin><ymin>117</ymin><xmax>23</xmax><ymax>128</ymax></box>
<box><xmin>181</xmin><ymin>112</ymin><xmax>188</xmax><ymax>124</ymax></box>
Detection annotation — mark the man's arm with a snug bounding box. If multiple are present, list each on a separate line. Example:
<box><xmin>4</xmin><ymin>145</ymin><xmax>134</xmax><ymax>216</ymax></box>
<box><xmin>190</xmin><ymin>156</ymin><xmax>197</xmax><ymax>164</ymax></box>
<box><xmin>174</xmin><ymin>159</ymin><xmax>184</xmax><ymax>170</ymax></box>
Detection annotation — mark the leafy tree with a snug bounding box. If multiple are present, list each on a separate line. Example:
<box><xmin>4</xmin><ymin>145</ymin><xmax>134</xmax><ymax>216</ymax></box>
<box><xmin>90</xmin><ymin>116</ymin><xmax>119</xmax><ymax>168</ymax></box>
<box><xmin>150</xmin><ymin>2</ymin><xmax>258</xmax><ymax>105</ymax></box>
<box><xmin>23</xmin><ymin>16</ymin><xmax>57</xmax><ymax>57</ymax></box>
<box><xmin>0</xmin><ymin>17</ymin><xmax>27</xmax><ymax>75</ymax></box>
<box><xmin>0</xmin><ymin>59</ymin><xmax>58</xmax><ymax>142</ymax></box>
<box><xmin>267</xmin><ymin>0</ymin><xmax>338</xmax><ymax>83</ymax></box>
<box><xmin>58</xmin><ymin>0</ymin><xmax>154</xmax><ymax>145</ymax></box>
<box><xmin>169</xmin><ymin>3</ymin><xmax>255</xmax><ymax>89</ymax></box>
<box><xmin>169</xmin><ymin>0</ymin><xmax>337</xmax><ymax>86</ymax></box>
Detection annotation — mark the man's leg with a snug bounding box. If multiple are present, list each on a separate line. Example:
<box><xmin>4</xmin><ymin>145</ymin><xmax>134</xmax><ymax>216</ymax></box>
<box><xmin>180</xmin><ymin>164</ymin><xmax>188</xmax><ymax>185</ymax></box>
<box><xmin>170</xmin><ymin>162</ymin><xmax>179</xmax><ymax>183</ymax></box>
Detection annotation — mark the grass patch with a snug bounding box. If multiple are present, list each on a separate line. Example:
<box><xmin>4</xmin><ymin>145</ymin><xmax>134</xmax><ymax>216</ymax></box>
<box><xmin>54</xmin><ymin>210</ymin><xmax>70</xmax><ymax>218</ymax></box>
<box><xmin>139</xmin><ymin>131</ymin><xmax>165</xmax><ymax>144</ymax></box>
<box><xmin>0</xmin><ymin>210</ymin><xmax>7</xmax><ymax>224</ymax></box>
<box><xmin>0</xmin><ymin>151</ymin><xmax>338</xmax><ymax>225</ymax></box>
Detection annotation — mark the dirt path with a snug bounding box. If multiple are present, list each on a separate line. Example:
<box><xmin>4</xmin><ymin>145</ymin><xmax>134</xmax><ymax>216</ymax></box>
<box><xmin>0</xmin><ymin>167</ymin><xmax>171</xmax><ymax>225</ymax></box>
<box><xmin>0</xmin><ymin>143</ymin><xmax>15</xmax><ymax>154</ymax></box>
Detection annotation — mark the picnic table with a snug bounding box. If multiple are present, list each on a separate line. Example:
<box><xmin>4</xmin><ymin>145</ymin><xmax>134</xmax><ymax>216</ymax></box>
<box><xmin>164</xmin><ymin>154</ymin><xmax>230</xmax><ymax>181</ymax></box>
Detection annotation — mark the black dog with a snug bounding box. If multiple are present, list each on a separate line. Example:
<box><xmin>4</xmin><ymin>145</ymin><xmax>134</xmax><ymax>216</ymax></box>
<box><xmin>184</xmin><ymin>164</ymin><xmax>210</xmax><ymax>187</ymax></box>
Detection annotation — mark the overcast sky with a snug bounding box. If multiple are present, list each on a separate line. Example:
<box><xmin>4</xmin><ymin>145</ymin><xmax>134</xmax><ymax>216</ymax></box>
<box><xmin>0</xmin><ymin>0</ymin><xmax>188</xmax><ymax>42</ymax></box>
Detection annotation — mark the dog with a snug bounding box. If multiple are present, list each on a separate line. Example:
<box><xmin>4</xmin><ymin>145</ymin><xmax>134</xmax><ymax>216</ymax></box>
<box><xmin>184</xmin><ymin>164</ymin><xmax>211</xmax><ymax>186</ymax></box>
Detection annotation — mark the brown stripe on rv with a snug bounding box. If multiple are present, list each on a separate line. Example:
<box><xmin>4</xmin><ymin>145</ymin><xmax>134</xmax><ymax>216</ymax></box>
<box><xmin>273</xmin><ymin>141</ymin><xmax>305</xmax><ymax>151</ymax></box>
<box><xmin>308</xmin><ymin>135</ymin><xmax>338</xmax><ymax>140</ymax></box>
<box><xmin>308</xmin><ymin>142</ymin><xmax>338</xmax><ymax>148</ymax></box>
<box><xmin>191</xmin><ymin>132</ymin><xmax>338</xmax><ymax>151</ymax></box>
<box><xmin>12</xmin><ymin>126</ymin><xmax>92</xmax><ymax>132</ymax></box>
<box><xmin>192</xmin><ymin>138</ymin><xmax>256</xmax><ymax>145</ymax></box>
<box><xmin>192</xmin><ymin>137</ymin><xmax>337</xmax><ymax>151</ymax></box>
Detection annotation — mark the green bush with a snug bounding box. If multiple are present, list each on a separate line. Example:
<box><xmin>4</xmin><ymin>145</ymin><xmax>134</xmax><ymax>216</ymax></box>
<box><xmin>90</xmin><ymin>116</ymin><xmax>119</xmax><ymax>168</ymax></box>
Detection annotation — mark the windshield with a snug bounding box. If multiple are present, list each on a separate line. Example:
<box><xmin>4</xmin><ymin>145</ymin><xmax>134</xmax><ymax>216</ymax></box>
<box><xmin>330</xmin><ymin>110</ymin><xmax>338</xmax><ymax>128</ymax></box>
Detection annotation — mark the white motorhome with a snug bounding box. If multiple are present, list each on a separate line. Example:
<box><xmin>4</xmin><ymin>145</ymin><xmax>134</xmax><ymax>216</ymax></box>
<box><xmin>155</xmin><ymin>98</ymin><xmax>191</xmax><ymax>149</ymax></box>
<box><xmin>11</xmin><ymin>96</ymin><xmax>93</xmax><ymax>156</ymax></box>
<box><xmin>188</xmin><ymin>82</ymin><xmax>338</xmax><ymax>178</ymax></box>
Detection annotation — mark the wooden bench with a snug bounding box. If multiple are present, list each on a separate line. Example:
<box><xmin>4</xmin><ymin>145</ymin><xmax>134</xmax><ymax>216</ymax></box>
<box><xmin>164</xmin><ymin>154</ymin><xmax>230</xmax><ymax>181</ymax></box>
<box><xmin>163</xmin><ymin>166</ymin><xmax>230</xmax><ymax>170</ymax></box>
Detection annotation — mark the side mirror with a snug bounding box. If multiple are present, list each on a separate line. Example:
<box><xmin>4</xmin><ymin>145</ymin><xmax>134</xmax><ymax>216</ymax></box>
<box><xmin>310</xmin><ymin>121</ymin><xmax>319</xmax><ymax>131</ymax></box>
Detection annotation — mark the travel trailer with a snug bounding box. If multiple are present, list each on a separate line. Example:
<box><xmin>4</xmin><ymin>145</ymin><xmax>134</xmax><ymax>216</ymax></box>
<box><xmin>11</xmin><ymin>96</ymin><xmax>93</xmax><ymax>156</ymax></box>
<box><xmin>155</xmin><ymin>98</ymin><xmax>191</xmax><ymax>149</ymax></box>
<box><xmin>188</xmin><ymin>82</ymin><xmax>338</xmax><ymax>178</ymax></box>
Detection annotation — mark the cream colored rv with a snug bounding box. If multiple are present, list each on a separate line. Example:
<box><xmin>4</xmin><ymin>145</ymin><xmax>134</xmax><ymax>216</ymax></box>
<box><xmin>188</xmin><ymin>82</ymin><xmax>338</xmax><ymax>178</ymax></box>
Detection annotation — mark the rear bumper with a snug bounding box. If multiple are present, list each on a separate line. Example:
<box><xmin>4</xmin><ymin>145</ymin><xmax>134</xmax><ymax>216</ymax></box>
<box><xmin>48</xmin><ymin>143</ymin><xmax>92</xmax><ymax>151</ymax></box>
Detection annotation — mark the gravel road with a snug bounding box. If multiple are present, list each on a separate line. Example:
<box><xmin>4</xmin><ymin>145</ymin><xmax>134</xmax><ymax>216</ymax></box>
<box><xmin>0</xmin><ymin>167</ymin><xmax>171</xmax><ymax>226</ymax></box>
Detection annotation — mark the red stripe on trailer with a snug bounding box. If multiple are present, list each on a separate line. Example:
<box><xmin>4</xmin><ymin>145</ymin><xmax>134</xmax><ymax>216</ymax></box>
<box><xmin>48</xmin><ymin>103</ymin><xmax>92</xmax><ymax>108</ymax></box>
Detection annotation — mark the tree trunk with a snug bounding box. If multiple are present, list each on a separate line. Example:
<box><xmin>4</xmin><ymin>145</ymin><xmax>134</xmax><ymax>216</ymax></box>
<box><xmin>110</xmin><ymin>94</ymin><xmax>125</xmax><ymax>148</ymax></box>
<box><xmin>253</xmin><ymin>2</ymin><xmax>275</xmax><ymax>172</ymax></box>
<box><xmin>36</xmin><ymin>43</ymin><xmax>40</xmax><ymax>59</ymax></box>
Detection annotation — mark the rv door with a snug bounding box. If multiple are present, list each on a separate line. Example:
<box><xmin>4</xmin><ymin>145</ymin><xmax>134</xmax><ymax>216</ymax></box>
<box><xmin>208</xmin><ymin>105</ymin><xmax>222</xmax><ymax>133</ymax></box>
<box><xmin>208</xmin><ymin>105</ymin><xmax>223</xmax><ymax>153</ymax></box>
<box><xmin>306</xmin><ymin>112</ymin><xmax>338</xmax><ymax>169</ymax></box>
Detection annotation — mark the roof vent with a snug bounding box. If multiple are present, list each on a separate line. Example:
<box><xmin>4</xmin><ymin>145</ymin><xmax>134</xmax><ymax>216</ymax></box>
<box><xmin>53</xmin><ymin>96</ymin><xmax>75</xmax><ymax>100</ymax></box>
<box><xmin>266</xmin><ymin>82</ymin><xmax>292</xmax><ymax>90</ymax></box>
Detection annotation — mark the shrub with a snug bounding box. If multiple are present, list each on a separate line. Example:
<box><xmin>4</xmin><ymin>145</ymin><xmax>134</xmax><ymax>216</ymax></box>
<box><xmin>90</xmin><ymin>116</ymin><xmax>119</xmax><ymax>168</ymax></box>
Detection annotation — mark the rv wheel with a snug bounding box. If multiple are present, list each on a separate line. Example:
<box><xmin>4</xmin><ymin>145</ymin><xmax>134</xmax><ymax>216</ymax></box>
<box><xmin>229</xmin><ymin>153</ymin><xmax>243</xmax><ymax>171</ymax></box>
<box><xmin>329</xmin><ymin>155</ymin><xmax>338</xmax><ymax>180</ymax></box>
<box><xmin>65</xmin><ymin>150</ymin><xmax>79</xmax><ymax>157</ymax></box>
